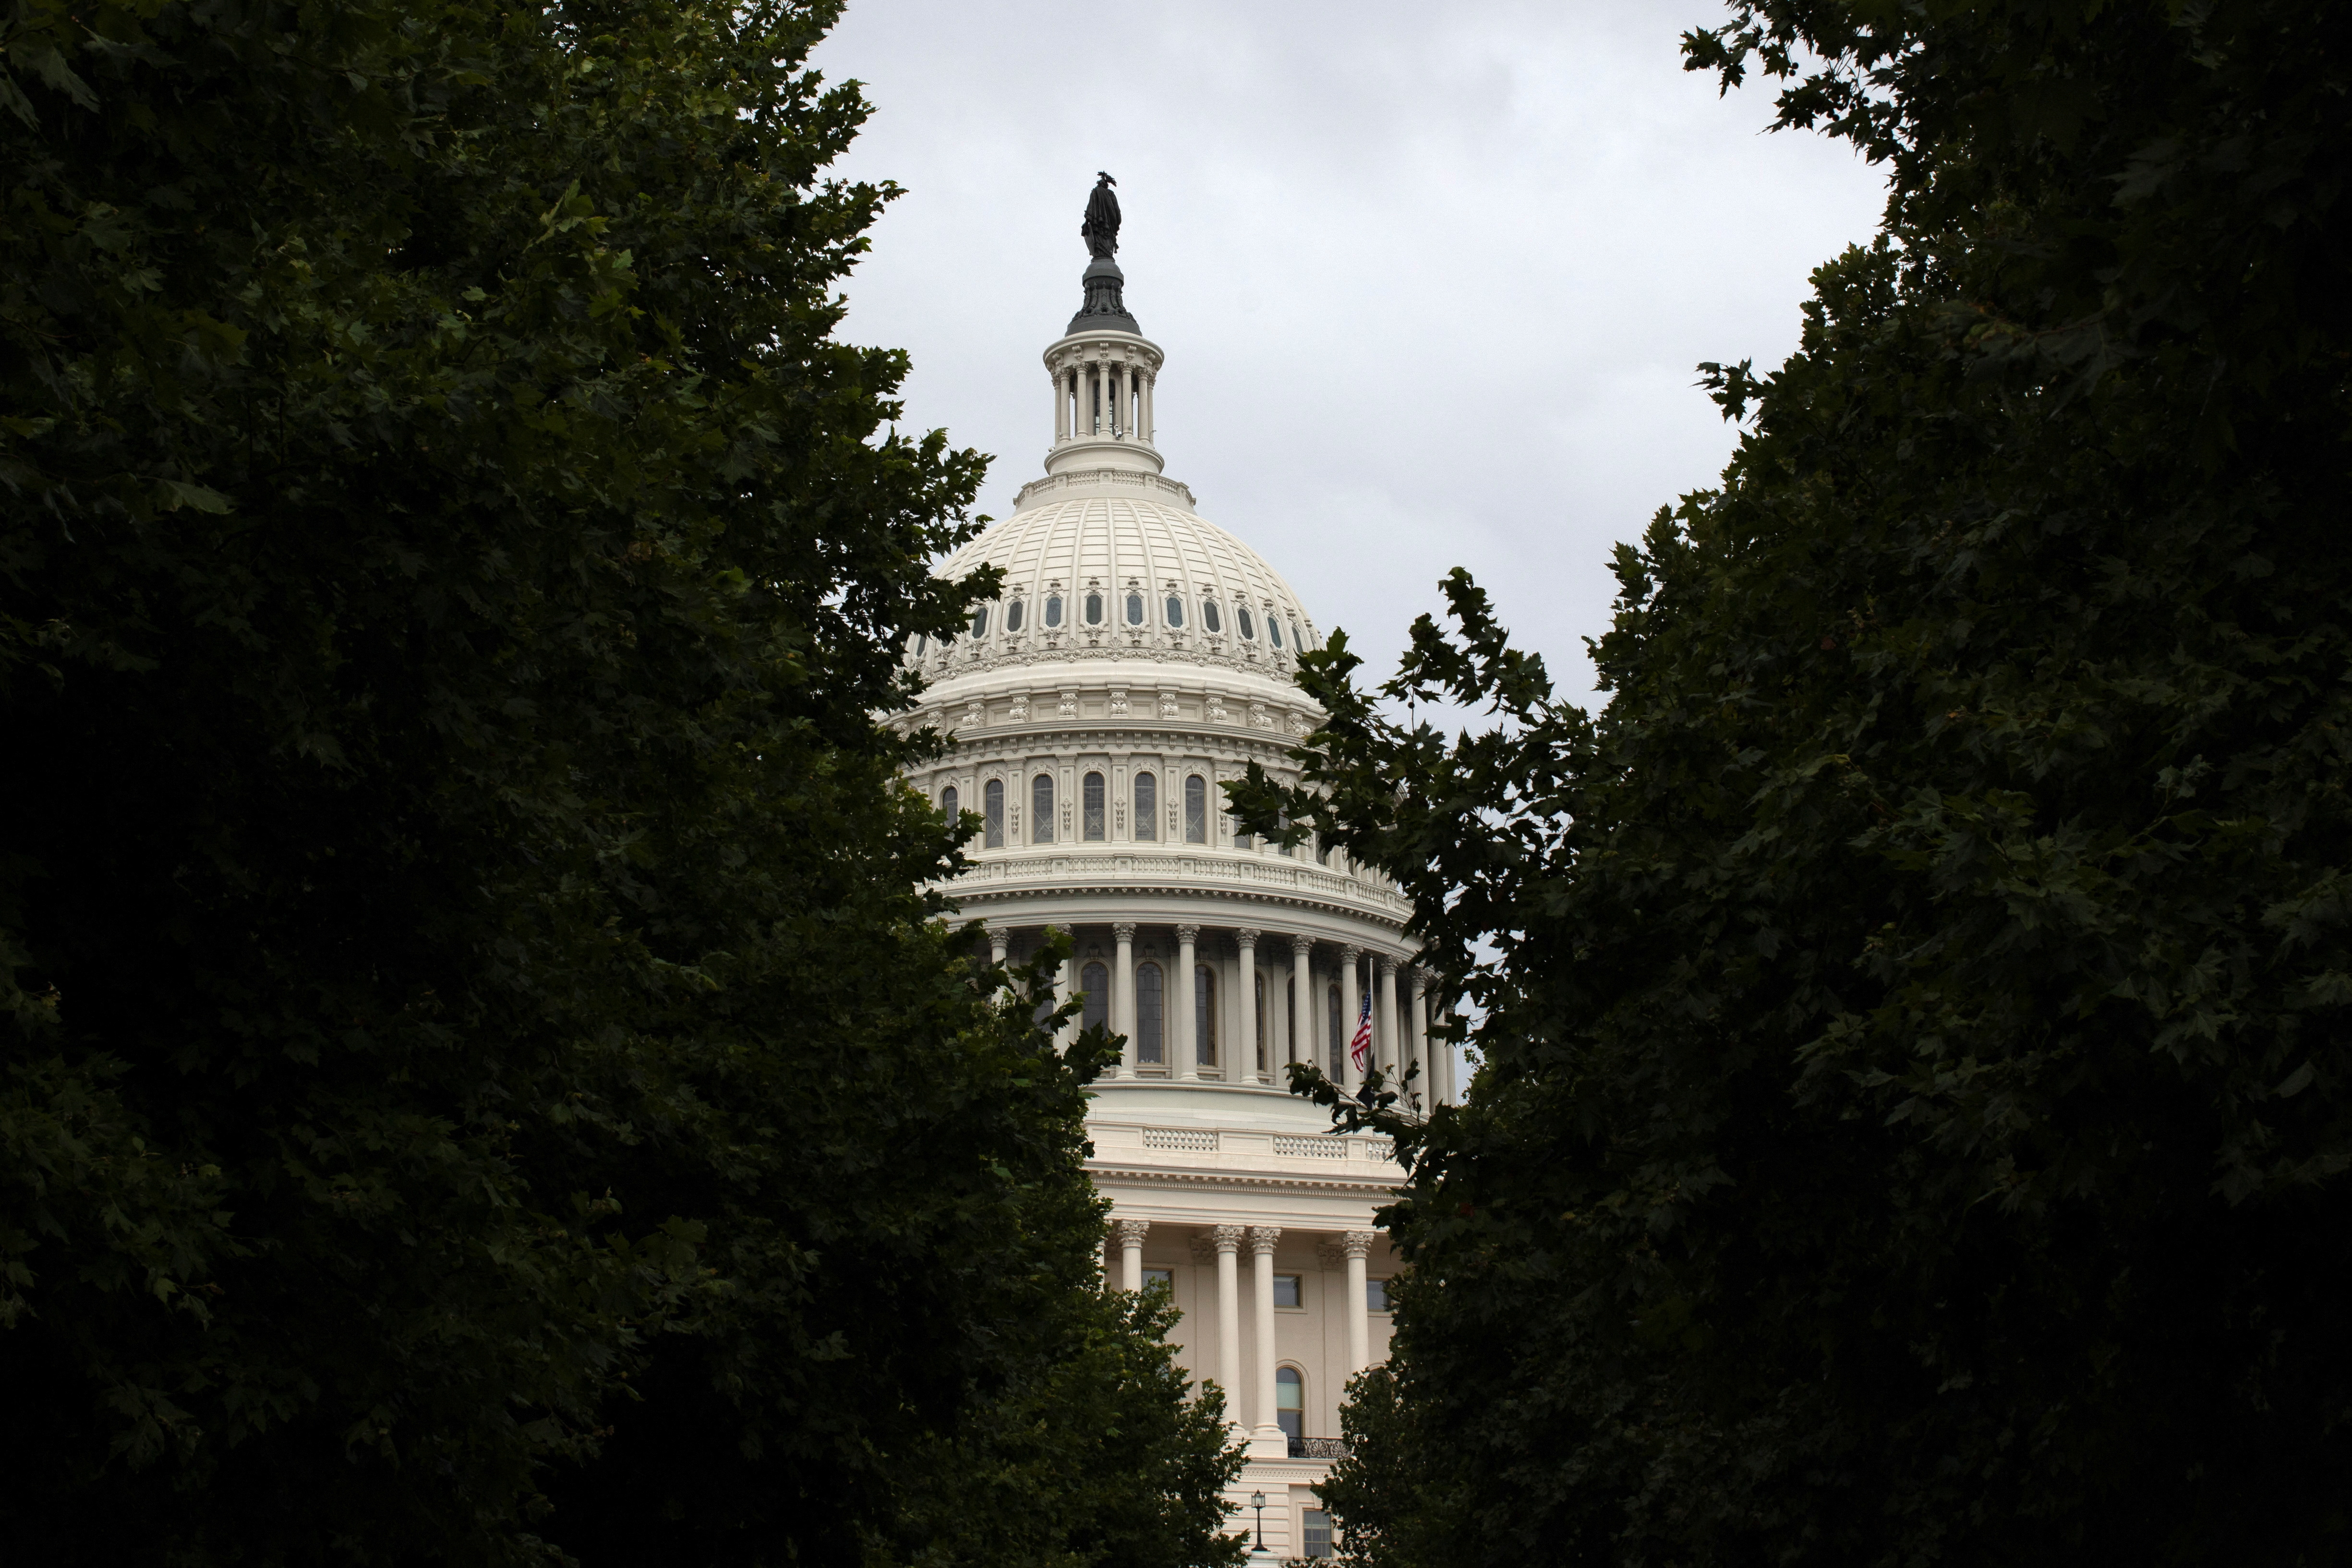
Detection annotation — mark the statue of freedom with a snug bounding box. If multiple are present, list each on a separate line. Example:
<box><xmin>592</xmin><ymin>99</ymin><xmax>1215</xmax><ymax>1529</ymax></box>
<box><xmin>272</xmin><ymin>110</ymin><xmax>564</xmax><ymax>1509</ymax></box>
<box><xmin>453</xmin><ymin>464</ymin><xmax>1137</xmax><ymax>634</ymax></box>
<box><xmin>1081</xmin><ymin>172</ymin><xmax>1121</xmax><ymax>260</ymax></box>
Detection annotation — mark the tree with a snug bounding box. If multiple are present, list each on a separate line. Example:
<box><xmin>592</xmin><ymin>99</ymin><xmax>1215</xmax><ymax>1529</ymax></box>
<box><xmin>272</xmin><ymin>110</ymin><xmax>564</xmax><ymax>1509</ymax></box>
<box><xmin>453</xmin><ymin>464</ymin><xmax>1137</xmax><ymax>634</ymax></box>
<box><xmin>0</xmin><ymin>1</ymin><xmax>1235</xmax><ymax>1561</ymax></box>
<box><xmin>1237</xmin><ymin>3</ymin><xmax>2352</xmax><ymax>1562</ymax></box>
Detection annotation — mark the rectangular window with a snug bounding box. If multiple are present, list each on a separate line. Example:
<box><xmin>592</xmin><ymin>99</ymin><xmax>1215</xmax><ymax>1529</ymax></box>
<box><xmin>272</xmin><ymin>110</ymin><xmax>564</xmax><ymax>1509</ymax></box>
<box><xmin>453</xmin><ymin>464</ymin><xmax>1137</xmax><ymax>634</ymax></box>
<box><xmin>1083</xmin><ymin>771</ymin><xmax>1106</xmax><ymax>840</ymax></box>
<box><xmin>1134</xmin><ymin>772</ymin><xmax>1157</xmax><ymax>840</ymax></box>
<box><xmin>1184</xmin><ymin>774</ymin><xmax>1207</xmax><ymax>843</ymax></box>
<box><xmin>1303</xmin><ymin>1509</ymin><xmax>1333</xmax><ymax>1559</ymax></box>
<box><xmin>1273</xmin><ymin>1273</ymin><xmax>1302</xmax><ymax>1309</ymax></box>
<box><xmin>1032</xmin><ymin>773</ymin><xmax>1054</xmax><ymax>844</ymax></box>
<box><xmin>1143</xmin><ymin>1266</ymin><xmax>1172</xmax><ymax>1291</ymax></box>
<box><xmin>1367</xmin><ymin>1278</ymin><xmax>1391</xmax><ymax>1312</ymax></box>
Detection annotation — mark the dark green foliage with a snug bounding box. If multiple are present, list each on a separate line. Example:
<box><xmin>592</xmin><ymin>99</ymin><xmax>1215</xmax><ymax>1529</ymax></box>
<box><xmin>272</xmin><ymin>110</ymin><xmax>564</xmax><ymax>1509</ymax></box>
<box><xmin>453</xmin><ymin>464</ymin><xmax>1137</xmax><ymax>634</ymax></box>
<box><xmin>1235</xmin><ymin>2</ymin><xmax>2352</xmax><ymax>1563</ymax></box>
<box><xmin>0</xmin><ymin>1</ymin><xmax>1236</xmax><ymax>1562</ymax></box>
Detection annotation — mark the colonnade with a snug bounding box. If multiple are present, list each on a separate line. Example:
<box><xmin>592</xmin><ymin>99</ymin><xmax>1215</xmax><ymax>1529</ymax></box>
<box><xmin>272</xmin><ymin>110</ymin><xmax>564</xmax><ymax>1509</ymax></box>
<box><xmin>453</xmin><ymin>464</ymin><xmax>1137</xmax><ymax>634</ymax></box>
<box><xmin>1053</xmin><ymin>352</ymin><xmax>1156</xmax><ymax>445</ymax></box>
<box><xmin>1111</xmin><ymin>1217</ymin><xmax>1379</xmax><ymax>1447</ymax></box>
<box><xmin>986</xmin><ymin>922</ymin><xmax>1454</xmax><ymax>1107</ymax></box>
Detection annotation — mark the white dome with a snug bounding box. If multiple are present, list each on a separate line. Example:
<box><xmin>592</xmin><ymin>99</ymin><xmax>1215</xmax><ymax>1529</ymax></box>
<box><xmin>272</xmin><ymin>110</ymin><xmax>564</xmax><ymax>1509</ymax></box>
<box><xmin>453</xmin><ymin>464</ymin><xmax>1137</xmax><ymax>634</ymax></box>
<box><xmin>907</xmin><ymin>477</ymin><xmax>1320</xmax><ymax>703</ymax></box>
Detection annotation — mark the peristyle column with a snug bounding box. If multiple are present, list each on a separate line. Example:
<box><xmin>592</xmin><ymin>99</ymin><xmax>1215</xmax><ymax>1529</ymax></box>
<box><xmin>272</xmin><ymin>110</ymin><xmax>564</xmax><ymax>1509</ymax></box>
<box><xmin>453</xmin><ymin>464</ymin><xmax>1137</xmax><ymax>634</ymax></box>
<box><xmin>1337</xmin><ymin>945</ymin><xmax>1364</xmax><ymax>1092</ymax></box>
<box><xmin>1342</xmin><ymin>1230</ymin><xmax>1375</xmax><ymax>1375</ymax></box>
<box><xmin>1235</xmin><ymin>928</ymin><xmax>1259</xmax><ymax>1083</ymax></box>
<box><xmin>1175</xmin><ymin>924</ymin><xmax>1200</xmax><ymax>1083</ymax></box>
<box><xmin>986</xmin><ymin>925</ymin><xmax>1010</xmax><ymax>968</ymax></box>
<box><xmin>1291</xmin><ymin>936</ymin><xmax>1313</xmax><ymax>1071</ymax></box>
<box><xmin>1113</xmin><ymin>922</ymin><xmax>1137</xmax><ymax>1077</ymax></box>
<box><xmin>1408</xmin><ymin>965</ymin><xmax>1430</xmax><ymax>1107</ymax></box>
<box><xmin>1377</xmin><ymin>955</ymin><xmax>1399</xmax><ymax>1081</ymax></box>
<box><xmin>1113</xmin><ymin>1217</ymin><xmax>1149</xmax><ymax>1294</ymax></box>
<box><xmin>1213</xmin><ymin>1225</ymin><xmax>1246</xmax><ymax>1422</ymax></box>
<box><xmin>1250</xmin><ymin>1227</ymin><xmax>1284</xmax><ymax>1445</ymax></box>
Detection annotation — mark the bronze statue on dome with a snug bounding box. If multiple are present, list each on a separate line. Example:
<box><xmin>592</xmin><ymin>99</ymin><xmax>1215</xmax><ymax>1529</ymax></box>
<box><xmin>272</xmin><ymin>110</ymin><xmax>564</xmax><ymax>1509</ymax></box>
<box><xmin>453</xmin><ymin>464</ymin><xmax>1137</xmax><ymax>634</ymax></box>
<box><xmin>1081</xmin><ymin>172</ymin><xmax>1121</xmax><ymax>260</ymax></box>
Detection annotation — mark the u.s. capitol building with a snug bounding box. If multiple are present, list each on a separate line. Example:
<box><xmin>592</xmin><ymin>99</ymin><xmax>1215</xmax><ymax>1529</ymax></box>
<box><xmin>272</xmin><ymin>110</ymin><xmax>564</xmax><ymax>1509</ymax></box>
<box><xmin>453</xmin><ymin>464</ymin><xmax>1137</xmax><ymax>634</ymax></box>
<box><xmin>901</xmin><ymin>181</ymin><xmax>1448</xmax><ymax>1558</ymax></box>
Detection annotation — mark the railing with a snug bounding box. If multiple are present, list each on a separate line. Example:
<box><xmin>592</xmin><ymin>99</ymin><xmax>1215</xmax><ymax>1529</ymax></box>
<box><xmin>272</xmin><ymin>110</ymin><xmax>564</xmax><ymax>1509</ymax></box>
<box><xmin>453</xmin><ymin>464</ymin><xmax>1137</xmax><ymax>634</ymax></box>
<box><xmin>1287</xmin><ymin>1436</ymin><xmax>1351</xmax><ymax>1459</ymax></box>
<box><xmin>1272</xmin><ymin>1135</ymin><xmax>1347</xmax><ymax>1159</ymax></box>
<box><xmin>1141</xmin><ymin>1128</ymin><xmax>1217</xmax><ymax>1151</ymax></box>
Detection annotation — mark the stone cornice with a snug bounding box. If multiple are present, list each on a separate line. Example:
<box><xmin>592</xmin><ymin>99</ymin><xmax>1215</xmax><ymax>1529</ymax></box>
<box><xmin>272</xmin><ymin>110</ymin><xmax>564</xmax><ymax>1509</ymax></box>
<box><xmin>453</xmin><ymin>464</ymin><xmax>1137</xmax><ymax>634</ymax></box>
<box><xmin>1085</xmin><ymin>1161</ymin><xmax>1405</xmax><ymax>1195</ymax></box>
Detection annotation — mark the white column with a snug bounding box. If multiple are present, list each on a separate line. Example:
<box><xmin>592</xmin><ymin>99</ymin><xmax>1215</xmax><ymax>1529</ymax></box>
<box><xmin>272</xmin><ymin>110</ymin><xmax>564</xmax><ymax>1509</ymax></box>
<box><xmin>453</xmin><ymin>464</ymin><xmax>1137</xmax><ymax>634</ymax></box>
<box><xmin>1053</xmin><ymin>936</ymin><xmax>1075</xmax><ymax>1050</ymax></box>
<box><xmin>1235</xmin><ymin>928</ymin><xmax>1259</xmax><ymax>1083</ymax></box>
<box><xmin>1337</xmin><ymin>946</ymin><xmax>1363</xmax><ymax>1092</ymax></box>
<box><xmin>1213</xmin><ymin>1224</ymin><xmax>1245</xmax><ymax>1423</ymax></box>
<box><xmin>1377</xmin><ymin>955</ymin><xmax>1399</xmax><ymax>1083</ymax></box>
<box><xmin>1114</xmin><ymin>922</ymin><xmax>1137</xmax><ymax>1077</ymax></box>
<box><xmin>1141</xmin><ymin>369</ymin><xmax>1155</xmax><ymax>444</ymax></box>
<box><xmin>1052</xmin><ymin>361</ymin><xmax>1067</xmax><ymax>443</ymax></box>
<box><xmin>1342</xmin><ymin>1231</ymin><xmax>1374</xmax><ymax>1375</ymax></box>
<box><xmin>1114</xmin><ymin>1217</ymin><xmax>1149</xmax><ymax>1294</ymax></box>
<box><xmin>1291</xmin><ymin>936</ymin><xmax>1313</xmax><ymax>1071</ymax></box>
<box><xmin>986</xmin><ymin>924</ymin><xmax>1009</xmax><ymax>968</ymax></box>
<box><xmin>1250</xmin><ymin>1227</ymin><xmax>1283</xmax><ymax>1444</ymax></box>
<box><xmin>1409</xmin><ymin>965</ymin><xmax>1430</xmax><ymax>1108</ymax></box>
<box><xmin>1175</xmin><ymin>924</ymin><xmax>1199</xmax><ymax>1082</ymax></box>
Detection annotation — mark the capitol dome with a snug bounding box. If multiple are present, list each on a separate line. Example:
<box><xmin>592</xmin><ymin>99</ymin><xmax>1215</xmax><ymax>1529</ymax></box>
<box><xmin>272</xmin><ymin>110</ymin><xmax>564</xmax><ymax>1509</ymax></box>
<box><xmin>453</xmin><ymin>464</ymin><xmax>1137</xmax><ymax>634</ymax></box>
<box><xmin>902</xmin><ymin>181</ymin><xmax>1447</xmax><ymax>1555</ymax></box>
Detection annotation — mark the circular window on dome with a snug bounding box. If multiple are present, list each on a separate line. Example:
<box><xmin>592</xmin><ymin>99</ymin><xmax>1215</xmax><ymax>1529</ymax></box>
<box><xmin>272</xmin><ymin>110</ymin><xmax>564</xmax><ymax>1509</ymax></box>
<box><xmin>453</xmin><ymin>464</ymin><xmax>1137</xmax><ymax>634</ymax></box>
<box><xmin>1006</xmin><ymin>598</ymin><xmax>1025</xmax><ymax>632</ymax></box>
<box><xmin>1290</xmin><ymin>619</ymin><xmax>1303</xmax><ymax>649</ymax></box>
<box><xmin>1165</xmin><ymin>595</ymin><xmax>1184</xmax><ymax>628</ymax></box>
<box><xmin>971</xmin><ymin>604</ymin><xmax>989</xmax><ymax>639</ymax></box>
<box><xmin>1202</xmin><ymin>599</ymin><xmax>1221</xmax><ymax>634</ymax></box>
<box><xmin>913</xmin><ymin>634</ymin><xmax>926</xmax><ymax>656</ymax></box>
<box><xmin>1085</xmin><ymin>591</ymin><xmax>1103</xmax><ymax>625</ymax></box>
<box><xmin>1044</xmin><ymin>594</ymin><xmax>1062</xmax><ymax>627</ymax></box>
<box><xmin>1237</xmin><ymin>605</ymin><xmax>1256</xmax><ymax>640</ymax></box>
<box><xmin>1125</xmin><ymin>592</ymin><xmax>1144</xmax><ymax>626</ymax></box>
<box><xmin>1267</xmin><ymin>615</ymin><xmax>1283</xmax><ymax>649</ymax></box>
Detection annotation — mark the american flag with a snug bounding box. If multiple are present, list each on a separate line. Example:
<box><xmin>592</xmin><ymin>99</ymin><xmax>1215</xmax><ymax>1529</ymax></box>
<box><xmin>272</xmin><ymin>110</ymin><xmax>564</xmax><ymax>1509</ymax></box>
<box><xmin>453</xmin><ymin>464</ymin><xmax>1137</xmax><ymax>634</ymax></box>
<box><xmin>1348</xmin><ymin>991</ymin><xmax>1373</xmax><ymax>1076</ymax></box>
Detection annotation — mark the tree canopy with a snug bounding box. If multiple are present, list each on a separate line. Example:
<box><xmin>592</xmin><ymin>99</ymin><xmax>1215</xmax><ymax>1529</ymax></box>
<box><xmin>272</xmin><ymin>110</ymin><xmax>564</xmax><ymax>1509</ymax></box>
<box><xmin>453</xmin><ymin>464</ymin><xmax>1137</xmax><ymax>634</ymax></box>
<box><xmin>1238</xmin><ymin>2</ymin><xmax>2352</xmax><ymax>1562</ymax></box>
<box><xmin>1</xmin><ymin>1</ymin><xmax>1237</xmax><ymax>1561</ymax></box>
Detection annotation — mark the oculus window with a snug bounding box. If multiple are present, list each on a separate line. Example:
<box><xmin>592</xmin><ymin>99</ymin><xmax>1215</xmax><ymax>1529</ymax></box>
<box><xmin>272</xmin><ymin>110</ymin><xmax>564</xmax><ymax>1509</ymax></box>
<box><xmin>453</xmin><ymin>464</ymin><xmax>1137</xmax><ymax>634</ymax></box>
<box><xmin>1032</xmin><ymin>774</ymin><xmax>1054</xmax><ymax>844</ymax></box>
<box><xmin>983</xmin><ymin>780</ymin><xmax>1004</xmax><ymax>847</ymax></box>
<box><xmin>1125</xmin><ymin>591</ymin><xmax>1144</xmax><ymax>625</ymax></box>
<box><xmin>1194</xmin><ymin>965</ymin><xmax>1217</xmax><ymax>1066</ymax></box>
<box><xmin>1084</xmin><ymin>591</ymin><xmax>1103</xmax><ymax>625</ymax></box>
<box><xmin>1082</xmin><ymin>772</ymin><xmax>1106</xmax><ymax>841</ymax></box>
<box><xmin>1164</xmin><ymin>595</ymin><xmax>1184</xmax><ymax>627</ymax></box>
<box><xmin>1201</xmin><ymin>599</ymin><xmax>1221</xmax><ymax>634</ymax></box>
<box><xmin>1005</xmin><ymin>598</ymin><xmax>1024</xmax><ymax>632</ymax></box>
<box><xmin>1268</xmin><ymin>615</ymin><xmax>1282</xmax><ymax>648</ymax></box>
<box><xmin>1237</xmin><ymin>605</ymin><xmax>1255</xmax><ymax>639</ymax></box>
<box><xmin>1183</xmin><ymin>774</ymin><xmax>1207</xmax><ymax>843</ymax></box>
<box><xmin>1044</xmin><ymin>594</ymin><xmax>1062</xmax><ymax>627</ymax></box>
<box><xmin>912</xmin><ymin>634</ymin><xmax>926</xmax><ymax>656</ymax></box>
<box><xmin>970</xmin><ymin>604</ymin><xmax>988</xmax><ymax>638</ymax></box>
<box><xmin>1137</xmin><ymin>962</ymin><xmax>1165</xmax><ymax>1065</ymax></box>
<box><xmin>1080</xmin><ymin>962</ymin><xmax>1109</xmax><ymax>1033</ymax></box>
<box><xmin>1290</xmin><ymin>619</ymin><xmax>1303</xmax><ymax>649</ymax></box>
<box><xmin>1133</xmin><ymin>772</ymin><xmax>1157</xmax><ymax>840</ymax></box>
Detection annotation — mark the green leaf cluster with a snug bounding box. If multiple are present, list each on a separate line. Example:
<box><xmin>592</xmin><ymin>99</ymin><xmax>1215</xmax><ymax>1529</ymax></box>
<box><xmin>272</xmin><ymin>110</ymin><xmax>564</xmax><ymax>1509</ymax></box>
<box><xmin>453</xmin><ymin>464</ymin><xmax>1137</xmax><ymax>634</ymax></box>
<box><xmin>1235</xmin><ymin>2</ymin><xmax>2352</xmax><ymax>1563</ymax></box>
<box><xmin>0</xmin><ymin>1</ymin><xmax>1236</xmax><ymax>1562</ymax></box>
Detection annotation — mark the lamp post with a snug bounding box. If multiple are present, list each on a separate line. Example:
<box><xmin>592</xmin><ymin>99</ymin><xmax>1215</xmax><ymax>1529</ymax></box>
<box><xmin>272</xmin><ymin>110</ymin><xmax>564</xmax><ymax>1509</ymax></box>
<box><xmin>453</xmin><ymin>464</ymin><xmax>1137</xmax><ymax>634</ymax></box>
<box><xmin>1249</xmin><ymin>1490</ymin><xmax>1268</xmax><ymax>1556</ymax></box>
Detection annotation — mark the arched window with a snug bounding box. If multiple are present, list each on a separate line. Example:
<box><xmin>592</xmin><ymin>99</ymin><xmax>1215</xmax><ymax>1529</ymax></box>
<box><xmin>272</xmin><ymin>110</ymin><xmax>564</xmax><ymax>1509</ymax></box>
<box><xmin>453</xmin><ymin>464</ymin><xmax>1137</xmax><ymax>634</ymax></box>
<box><xmin>1276</xmin><ymin>1366</ymin><xmax>1304</xmax><ymax>1441</ymax></box>
<box><xmin>1134</xmin><ymin>772</ymin><xmax>1157</xmax><ymax>840</ymax></box>
<box><xmin>1032</xmin><ymin>774</ymin><xmax>1054</xmax><ymax>844</ymax></box>
<box><xmin>1006</xmin><ymin>598</ymin><xmax>1025</xmax><ymax>632</ymax></box>
<box><xmin>984</xmin><ymin>780</ymin><xmax>1004</xmax><ymax>847</ymax></box>
<box><xmin>1165</xmin><ymin>595</ymin><xmax>1184</xmax><ymax>627</ymax></box>
<box><xmin>1083</xmin><ymin>771</ymin><xmax>1106</xmax><ymax>841</ymax></box>
<box><xmin>1327</xmin><ymin>984</ymin><xmax>1344</xmax><ymax>1079</ymax></box>
<box><xmin>1137</xmin><ymin>962</ymin><xmax>1165</xmax><ymax>1065</ymax></box>
<box><xmin>1236</xmin><ymin>825</ymin><xmax>1254</xmax><ymax>851</ymax></box>
<box><xmin>1237</xmin><ymin>605</ymin><xmax>1256</xmax><ymax>640</ymax></box>
<box><xmin>941</xmin><ymin>784</ymin><xmax>959</xmax><ymax>824</ymax></box>
<box><xmin>1268</xmin><ymin>615</ymin><xmax>1283</xmax><ymax>649</ymax></box>
<box><xmin>971</xmin><ymin>604</ymin><xmax>989</xmax><ymax>638</ymax></box>
<box><xmin>1202</xmin><ymin>599</ymin><xmax>1221</xmax><ymax>634</ymax></box>
<box><xmin>1081</xmin><ymin>962</ymin><xmax>1109</xmax><ymax>1033</ymax></box>
<box><xmin>1045</xmin><ymin>594</ymin><xmax>1063</xmax><ymax>627</ymax></box>
<box><xmin>1084</xmin><ymin>591</ymin><xmax>1103</xmax><ymax>625</ymax></box>
<box><xmin>1184</xmin><ymin>775</ymin><xmax>1207</xmax><ymax>844</ymax></box>
<box><xmin>1255</xmin><ymin>972</ymin><xmax>1268</xmax><ymax>1074</ymax></box>
<box><xmin>1125</xmin><ymin>591</ymin><xmax>1144</xmax><ymax>625</ymax></box>
<box><xmin>1195</xmin><ymin>965</ymin><xmax>1217</xmax><ymax>1067</ymax></box>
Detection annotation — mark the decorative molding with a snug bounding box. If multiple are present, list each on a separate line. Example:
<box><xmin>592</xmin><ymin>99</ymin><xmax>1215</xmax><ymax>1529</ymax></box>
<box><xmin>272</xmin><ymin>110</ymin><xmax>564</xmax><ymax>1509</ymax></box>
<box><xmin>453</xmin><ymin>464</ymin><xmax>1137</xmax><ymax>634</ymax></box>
<box><xmin>1113</xmin><ymin>922</ymin><xmax>1138</xmax><ymax>942</ymax></box>
<box><xmin>1189</xmin><ymin>1235</ymin><xmax>1219</xmax><ymax>1266</ymax></box>
<box><xmin>1316</xmin><ymin>1242</ymin><xmax>1349</xmax><ymax>1272</ymax></box>
<box><xmin>1248</xmin><ymin>1225</ymin><xmax>1282</xmax><ymax>1255</ymax></box>
<box><xmin>1340</xmin><ymin>1230</ymin><xmax>1376</xmax><ymax>1259</ymax></box>
<box><xmin>1111</xmin><ymin>1217</ymin><xmax>1151</xmax><ymax>1248</ymax></box>
<box><xmin>1209</xmin><ymin>1224</ymin><xmax>1246</xmax><ymax>1254</ymax></box>
<box><xmin>1174</xmin><ymin>924</ymin><xmax>1201</xmax><ymax>944</ymax></box>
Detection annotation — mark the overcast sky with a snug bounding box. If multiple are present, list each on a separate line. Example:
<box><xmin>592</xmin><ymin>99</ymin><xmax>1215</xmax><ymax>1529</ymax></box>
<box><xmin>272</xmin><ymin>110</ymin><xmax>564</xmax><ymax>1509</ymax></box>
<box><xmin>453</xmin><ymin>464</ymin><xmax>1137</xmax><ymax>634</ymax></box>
<box><xmin>812</xmin><ymin>0</ymin><xmax>1888</xmax><ymax>708</ymax></box>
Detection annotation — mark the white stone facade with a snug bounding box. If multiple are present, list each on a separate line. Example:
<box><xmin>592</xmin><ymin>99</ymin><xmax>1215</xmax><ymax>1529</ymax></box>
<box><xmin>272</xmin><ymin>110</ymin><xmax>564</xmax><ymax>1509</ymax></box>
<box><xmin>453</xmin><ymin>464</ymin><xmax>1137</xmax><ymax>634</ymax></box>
<box><xmin>905</xmin><ymin>265</ymin><xmax>1446</xmax><ymax>1557</ymax></box>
